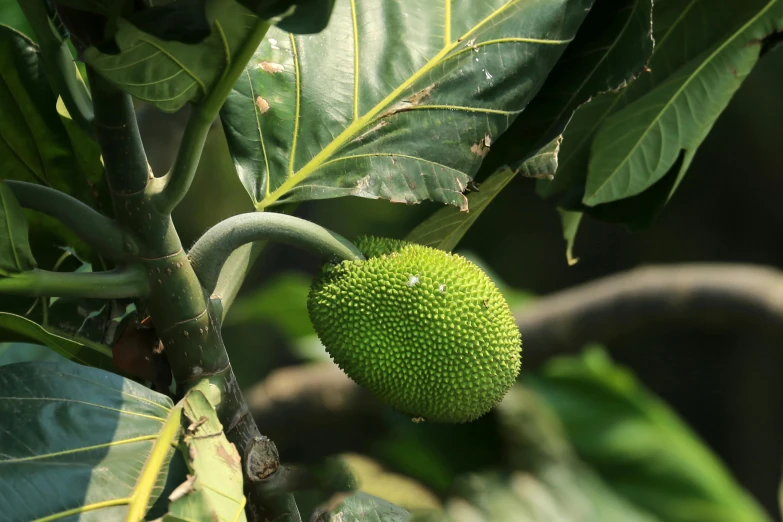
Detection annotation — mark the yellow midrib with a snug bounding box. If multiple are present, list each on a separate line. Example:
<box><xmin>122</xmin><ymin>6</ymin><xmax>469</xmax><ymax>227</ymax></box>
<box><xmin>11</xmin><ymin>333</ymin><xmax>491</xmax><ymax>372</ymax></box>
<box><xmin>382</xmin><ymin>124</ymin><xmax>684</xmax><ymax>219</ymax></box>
<box><xmin>257</xmin><ymin>0</ymin><xmax>519</xmax><ymax>210</ymax></box>
<box><xmin>584</xmin><ymin>0</ymin><xmax>779</xmax><ymax>205</ymax></box>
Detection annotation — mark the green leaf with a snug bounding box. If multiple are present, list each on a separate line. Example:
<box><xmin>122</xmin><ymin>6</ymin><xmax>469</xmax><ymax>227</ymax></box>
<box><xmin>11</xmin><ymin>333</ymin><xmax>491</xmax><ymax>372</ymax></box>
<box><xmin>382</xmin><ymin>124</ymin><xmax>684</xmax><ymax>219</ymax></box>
<box><xmin>318</xmin><ymin>492</ymin><xmax>410</xmax><ymax>522</ymax></box>
<box><xmin>237</xmin><ymin>0</ymin><xmax>335</xmax><ymax>34</ymax></box>
<box><xmin>0</xmin><ymin>359</ymin><xmax>184</xmax><ymax>521</ymax></box>
<box><xmin>526</xmin><ymin>347</ymin><xmax>771</xmax><ymax>522</ymax></box>
<box><xmin>164</xmin><ymin>380</ymin><xmax>247</xmax><ymax>522</ymax></box>
<box><xmin>0</xmin><ymin>311</ymin><xmax>114</xmax><ymax>370</ymax></box>
<box><xmin>412</xmin><ymin>385</ymin><xmax>660</xmax><ymax>522</ymax></box>
<box><xmin>84</xmin><ymin>0</ymin><xmax>262</xmax><ymax>112</ymax></box>
<box><xmin>478</xmin><ymin>0</ymin><xmax>654</xmax><ymax>178</ymax></box>
<box><xmin>221</xmin><ymin>0</ymin><xmax>592</xmax><ymax>210</ymax></box>
<box><xmin>582</xmin><ymin>0</ymin><xmax>783</xmax><ymax>205</ymax></box>
<box><xmin>404</xmin><ymin>135</ymin><xmax>560</xmax><ymax>252</ymax></box>
<box><xmin>0</xmin><ymin>25</ymin><xmax>104</xmax><ymax>207</ymax></box>
<box><xmin>557</xmin><ymin>209</ymin><xmax>582</xmax><ymax>266</ymax></box>
<box><xmin>0</xmin><ymin>341</ymin><xmax>67</xmax><ymax>365</ymax></box>
<box><xmin>0</xmin><ymin>181</ymin><xmax>36</xmax><ymax>275</ymax></box>
<box><xmin>404</xmin><ymin>168</ymin><xmax>516</xmax><ymax>252</ymax></box>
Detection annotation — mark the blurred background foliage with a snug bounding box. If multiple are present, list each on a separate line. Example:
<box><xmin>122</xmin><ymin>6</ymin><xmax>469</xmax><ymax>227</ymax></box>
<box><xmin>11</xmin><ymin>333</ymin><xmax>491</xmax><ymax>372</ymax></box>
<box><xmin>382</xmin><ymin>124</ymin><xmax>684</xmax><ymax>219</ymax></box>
<box><xmin>131</xmin><ymin>42</ymin><xmax>783</xmax><ymax>520</ymax></box>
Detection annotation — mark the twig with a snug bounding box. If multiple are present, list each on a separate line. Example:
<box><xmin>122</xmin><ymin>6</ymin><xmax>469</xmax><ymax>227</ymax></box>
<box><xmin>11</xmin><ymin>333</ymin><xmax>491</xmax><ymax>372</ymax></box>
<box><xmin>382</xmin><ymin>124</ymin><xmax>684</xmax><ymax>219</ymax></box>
<box><xmin>0</xmin><ymin>266</ymin><xmax>149</xmax><ymax>298</ymax></box>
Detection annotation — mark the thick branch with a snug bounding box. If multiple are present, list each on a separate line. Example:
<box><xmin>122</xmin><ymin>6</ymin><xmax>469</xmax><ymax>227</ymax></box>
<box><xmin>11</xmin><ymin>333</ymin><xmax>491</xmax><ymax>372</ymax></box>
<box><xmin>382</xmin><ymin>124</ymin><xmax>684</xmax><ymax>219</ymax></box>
<box><xmin>0</xmin><ymin>266</ymin><xmax>149</xmax><ymax>298</ymax></box>
<box><xmin>7</xmin><ymin>180</ymin><xmax>135</xmax><ymax>260</ymax></box>
<box><xmin>516</xmin><ymin>263</ymin><xmax>783</xmax><ymax>364</ymax></box>
<box><xmin>189</xmin><ymin>213</ymin><xmax>364</xmax><ymax>294</ymax></box>
<box><xmin>87</xmin><ymin>69</ymin><xmax>150</xmax><ymax>194</ymax></box>
<box><xmin>154</xmin><ymin>22</ymin><xmax>270</xmax><ymax>215</ymax></box>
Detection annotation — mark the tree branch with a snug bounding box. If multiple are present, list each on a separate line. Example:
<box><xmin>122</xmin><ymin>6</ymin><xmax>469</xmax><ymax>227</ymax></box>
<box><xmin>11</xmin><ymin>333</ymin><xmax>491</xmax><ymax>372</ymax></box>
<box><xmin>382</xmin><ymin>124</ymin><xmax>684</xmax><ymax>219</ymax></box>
<box><xmin>189</xmin><ymin>213</ymin><xmax>364</xmax><ymax>294</ymax></box>
<box><xmin>87</xmin><ymin>68</ymin><xmax>150</xmax><ymax>194</ymax></box>
<box><xmin>515</xmin><ymin>263</ymin><xmax>783</xmax><ymax>365</ymax></box>
<box><xmin>0</xmin><ymin>266</ymin><xmax>149</xmax><ymax>298</ymax></box>
<box><xmin>153</xmin><ymin>21</ymin><xmax>271</xmax><ymax>215</ymax></box>
<box><xmin>7</xmin><ymin>180</ymin><xmax>135</xmax><ymax>260</ymax></box>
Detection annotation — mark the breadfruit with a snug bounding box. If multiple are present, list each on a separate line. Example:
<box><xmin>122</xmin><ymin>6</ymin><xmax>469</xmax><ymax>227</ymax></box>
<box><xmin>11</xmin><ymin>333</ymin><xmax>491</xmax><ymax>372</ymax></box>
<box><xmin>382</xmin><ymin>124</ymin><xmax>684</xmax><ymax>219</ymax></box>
<box><xmin>307</xmin><ymin>236</ymin><xmax>522</xmax><ymax>423</ymax></box>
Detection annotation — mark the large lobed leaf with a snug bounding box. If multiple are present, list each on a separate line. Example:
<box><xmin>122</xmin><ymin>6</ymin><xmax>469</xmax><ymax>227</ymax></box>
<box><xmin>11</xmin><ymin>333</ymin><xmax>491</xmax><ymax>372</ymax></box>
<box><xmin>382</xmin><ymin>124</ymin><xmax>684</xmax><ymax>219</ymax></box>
<box><xmin>0</xmin><ymin>359</ymin><xmax>184</xmax><ymax>521</ymax></box>
<box><xmin>83</xmin><ymin>0</ymin><xmax>263</xmax><ymax>112</ymax></box>
<box><xmin>220</xmin><ymin>0</ymin><xmax>593</xmax><ymax>211</ymax></box>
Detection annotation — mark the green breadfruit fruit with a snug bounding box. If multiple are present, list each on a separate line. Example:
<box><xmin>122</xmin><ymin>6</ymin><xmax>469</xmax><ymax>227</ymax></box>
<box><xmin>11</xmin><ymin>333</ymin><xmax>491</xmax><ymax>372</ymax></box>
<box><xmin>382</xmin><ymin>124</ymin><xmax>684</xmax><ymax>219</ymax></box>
<box><xmin>307</xmin><ymin>236</ymin><xmax>522</xmax><ymax>423</ymax></box>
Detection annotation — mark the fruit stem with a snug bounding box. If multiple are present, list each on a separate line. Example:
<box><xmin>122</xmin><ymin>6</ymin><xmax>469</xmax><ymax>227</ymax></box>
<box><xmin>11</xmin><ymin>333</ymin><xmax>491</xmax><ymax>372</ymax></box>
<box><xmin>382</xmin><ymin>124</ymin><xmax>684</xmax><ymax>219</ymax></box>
<box><xmin>188</xmin><ymin>212</ymin><xmax>364</xmax><ymax>293</ymax></box>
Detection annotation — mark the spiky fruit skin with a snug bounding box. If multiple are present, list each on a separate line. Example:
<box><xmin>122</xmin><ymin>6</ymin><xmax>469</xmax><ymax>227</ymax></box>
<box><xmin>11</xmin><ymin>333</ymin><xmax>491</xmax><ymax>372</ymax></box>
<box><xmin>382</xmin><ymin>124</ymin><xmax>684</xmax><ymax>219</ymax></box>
<box><xmin>307</xmin><ymin>236</ymin><xmax>522</xmax><ymax>423</ymax></box>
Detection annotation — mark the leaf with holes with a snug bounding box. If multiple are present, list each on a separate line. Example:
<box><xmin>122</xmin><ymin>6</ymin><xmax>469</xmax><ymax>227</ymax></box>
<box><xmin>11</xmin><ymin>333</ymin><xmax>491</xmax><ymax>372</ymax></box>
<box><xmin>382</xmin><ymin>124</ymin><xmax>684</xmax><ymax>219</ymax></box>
<box><xmin>405</xmin><ymin>136</ymin><xmax>560</xmax><ymax>251</ymax></box>
<box><xmin>0</xmin><ymin>181</ymin><xmax>36</xmax><ymax>276</ymax></box>
<box><xmin>0</xmin><ymin>359</ymin><xmax>185</xmax><ymax>521</ymax></box>
<box><xmin>163</xmin><ymin>380</ymin><xmax>247</xmax><ymax>522</ymax></box>
<box><xmin>84</xmin><ymin>0</ymin><xmax>262</xmax><ymax>112</ymax></box>
<box><xmin>583</xmin><ymin>0</ymin><xmax>783</xmax><ymax>205</ymax></box>
<box><xmin>221</xmin><ymin>0</ymin><xmax>593</xmax><ymax>210</ymax></box>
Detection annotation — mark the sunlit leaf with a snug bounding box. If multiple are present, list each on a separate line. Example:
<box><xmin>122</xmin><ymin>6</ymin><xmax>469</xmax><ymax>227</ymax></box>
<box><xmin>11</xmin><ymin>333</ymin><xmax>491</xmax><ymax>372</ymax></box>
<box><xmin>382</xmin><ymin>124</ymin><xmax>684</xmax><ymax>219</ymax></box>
<box><xmin>557</xmin><ymin>209</ymin><xmax>582</xmax><ymax>266</ymax></box>
<box><xmin>163</xmin><ymin>380</ymin><xmax>247</xmax><ymax>521</ymax></box>
<box><xmin>0</xmin><ymin>359</ymin><xmax>184</xmax><ymax>521</ymax></box>
<box><xmin>221</xmin><ymin>0</ymin><xmax>592</xmax><ymax>210</ymax></box>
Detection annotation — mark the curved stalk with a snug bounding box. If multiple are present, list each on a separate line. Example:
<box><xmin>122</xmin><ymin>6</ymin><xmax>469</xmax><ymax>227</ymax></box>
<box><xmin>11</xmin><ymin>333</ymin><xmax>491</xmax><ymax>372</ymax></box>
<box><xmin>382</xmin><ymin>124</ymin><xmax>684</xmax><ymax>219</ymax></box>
<box><xmin>0</xmin><ymin>266</ymin><xmax>149</xmax><ymax>299</ymax></box>
<box><xmin>188</xmin><ymin>213</ymin><xmax>365</xmax><ymax>293</ymax></box>
<box><xmin>153</xmin><ymin>21</ymin><xmax>271</xmax><ymax>215</ymax></box>
<box><xmin>6</xmin><ymin>180</ymin><xmax>135</xmax><ymax>260</ymax></box>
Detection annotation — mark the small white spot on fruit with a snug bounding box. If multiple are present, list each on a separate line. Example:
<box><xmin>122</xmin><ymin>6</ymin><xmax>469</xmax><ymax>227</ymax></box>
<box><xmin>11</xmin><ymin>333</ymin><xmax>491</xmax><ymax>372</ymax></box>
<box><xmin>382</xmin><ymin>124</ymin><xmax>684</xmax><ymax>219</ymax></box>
<box><xmin>439</xmin><ymin>284</ymin><xmax>446</xmax><ymax>293</ymax></box>
<box><xmin>407</xmin><ymin>275</ymin><xmax>420</xmax><ymax>287</ymax></box>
